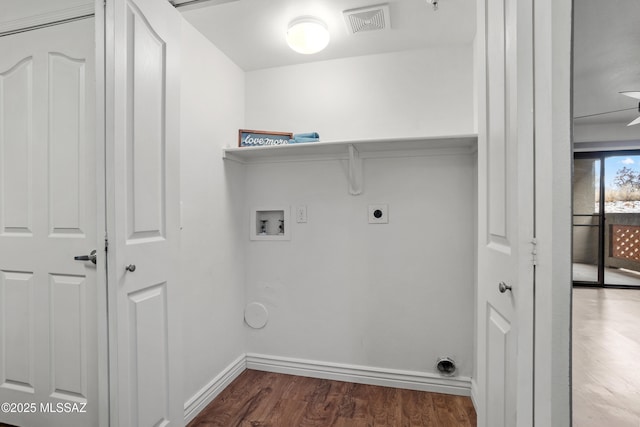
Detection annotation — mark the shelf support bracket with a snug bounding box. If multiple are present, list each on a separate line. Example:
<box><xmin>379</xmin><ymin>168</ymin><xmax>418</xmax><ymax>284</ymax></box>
<box><xmin>348</xmin><ymin>144</ymin><xmax>363</xmax><ymax>195</ymax></box>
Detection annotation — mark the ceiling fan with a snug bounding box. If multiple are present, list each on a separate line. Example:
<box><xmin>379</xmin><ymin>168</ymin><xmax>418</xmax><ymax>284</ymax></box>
<box><xmin>620</xmin><ymin>91</ymin><xmax>640</xmax><ymax>126</ymax></box>
<box><xmin>574</xmin><ymin>92</ymin><xmax>640</xmax><ymax>125</ymax></box>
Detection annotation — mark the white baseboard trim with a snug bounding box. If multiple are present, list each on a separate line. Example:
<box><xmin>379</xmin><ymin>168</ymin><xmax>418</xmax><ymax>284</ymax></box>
<box><xmin>246</xmin><ymin>353</ymin><xmax>472</xmax><ymax>396</ymax></box>
<box><xmin>183</xmin><ymin>354</ymin><xmax>247</xmax><ymax>424</ymax></box>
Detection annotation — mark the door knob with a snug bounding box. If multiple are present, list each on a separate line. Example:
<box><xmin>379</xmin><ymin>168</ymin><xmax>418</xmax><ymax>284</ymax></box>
<box><xmin>74</xmin><ymin>249</ymin><xmax>97</xmax><ymax>264</ymax></box>
<box><xmin>498</xmin><ymin>281</ymin><xmax>512</xmax><ymax>293</ymax></box>
<box><xmin>125</xmin><ymin>264</ymin><xmax>136</xmax><ymax>272</ymax></box>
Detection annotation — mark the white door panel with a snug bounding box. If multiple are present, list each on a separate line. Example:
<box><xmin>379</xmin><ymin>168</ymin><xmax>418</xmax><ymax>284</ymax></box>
<box><xmin>477</xmin><ymin>0</ymin><xmax>534</xmax><ymax>425</ymax></box>
<box><xmin>107</xmin><ymin>0</ymin><xmax>182</xmax><ymax>425</ymax></box>
<box><xmin>0</xmin><ymin>19</ymin><xmax>98</xmax><ymax>427</ymax></box>
<box><xmin>1</xmin><ymin>57</ymin><xmax>33</xmax><ymax>236</ymax></box>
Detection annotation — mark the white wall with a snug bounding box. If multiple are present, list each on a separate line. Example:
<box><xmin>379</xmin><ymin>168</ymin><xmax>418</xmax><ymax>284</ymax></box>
<box><xmin>245</xmin><ymin>46</ymin><xmax>475</xmax><ymax>142</ymax></box>
<box><xmin>179</xmin><ymin>19</ymin><xmax>246</xmax><ymax>407</ymax></box>
<box><xmin>574</xmin><ymin>122</ymin><xmax>640</xmax><ymax>144</ymax></box>
<box><xmin>177</xmin><ymin>23</ymin><xmax>476</xmax><ymax>408</ymax></box>
<box><xmin>243</xmin><ymin>152</ymin><xmax>476</xmax><ymax>377</ymax></box>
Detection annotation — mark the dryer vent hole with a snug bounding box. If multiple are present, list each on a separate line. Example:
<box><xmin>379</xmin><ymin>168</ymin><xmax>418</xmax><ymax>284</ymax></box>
<box><xmin>436</xmin><ymin>357</ymin><xmax>456</xmax><ymax>376</ymax></box>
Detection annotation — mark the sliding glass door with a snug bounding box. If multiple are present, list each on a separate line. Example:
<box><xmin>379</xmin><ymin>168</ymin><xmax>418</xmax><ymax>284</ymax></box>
<box><xmin>573</xmin><ymin>151</ymin><xmax>640</xmax><ymax>288</ymax></box>
<box><xmin>573</xmin><ymin>155</ymin><xmax>602</xmax><ymax>284</ymax></box>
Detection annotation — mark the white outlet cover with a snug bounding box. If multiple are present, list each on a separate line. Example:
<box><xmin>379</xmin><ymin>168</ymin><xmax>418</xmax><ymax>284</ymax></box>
<box><xmin>368</xmin><ymin>204</ymin><xmax>388</xmax><ymax>223</ymax></box>
<box><xmin>296</xmin><ymin>205</ymin><xmax>307</xmax><ymax>223</ymax></box>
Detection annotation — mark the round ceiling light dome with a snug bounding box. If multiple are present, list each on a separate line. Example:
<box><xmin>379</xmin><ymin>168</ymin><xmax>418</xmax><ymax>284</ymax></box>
<box><xmin>286</xmin><ymin>17</ymin><xmax>330</xmax><ymax>55</ymax></box>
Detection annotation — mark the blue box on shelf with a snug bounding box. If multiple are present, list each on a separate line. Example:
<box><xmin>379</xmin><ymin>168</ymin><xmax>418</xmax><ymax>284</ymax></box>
<box><xmin>238</xmin><ymin>129</ymin><xmax>293</xmax><ymax>147</ymax></box>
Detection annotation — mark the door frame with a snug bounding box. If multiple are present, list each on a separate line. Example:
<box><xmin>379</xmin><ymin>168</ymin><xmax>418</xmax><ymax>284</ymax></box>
<box><xmin>95</xmin><ymin>1</ymin><xmax>110</xmax><ymax>426</ymax></box>
<box><xmin>531</xmin><ymin>0</ymin><xmax>572</xmax><ymax>425</ymax></box>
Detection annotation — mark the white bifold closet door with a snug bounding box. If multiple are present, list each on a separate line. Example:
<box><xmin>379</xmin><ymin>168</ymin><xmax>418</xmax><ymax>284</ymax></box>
<box><xmin>0</xmin><ymin>19</ymin><xmax>99</xmax><ymax>427</ymax></box>
<box><xmin>106</xmin><ymin>0</ymin><xmax>183</xmax><ymax>425</ymax></box>
<box><xmin>476</xmin><ymin>0</ymin><xmax>535</xmax><ymax>425</ymax></box>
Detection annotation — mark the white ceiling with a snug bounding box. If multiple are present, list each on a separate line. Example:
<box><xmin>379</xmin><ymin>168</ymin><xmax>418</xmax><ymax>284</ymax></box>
<box><xmin>181</xmin><ymin>0</ymin><xmax>640</xmax><ymax>130</ymax></box>
<box><xmin>573</xmin><ymin>0</ymin><xmax>640</xmax><ymax>126</ymax></box>
<box><xmin>3</xmin><ymin>0</ymin><xmax>639</xmax><ymax>129</ymax></box>
<box><xmin>180</xmin><ymin>0</ymin><xmax>477</xmax><ymax>71</ymax></box>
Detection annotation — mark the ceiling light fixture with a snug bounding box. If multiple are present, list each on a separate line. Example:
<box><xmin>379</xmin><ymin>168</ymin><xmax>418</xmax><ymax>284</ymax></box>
<box><xmin>425</xmin><ymin>0</ymin><xmax>440</xmax><ymax>11</ymax></box>
<box><xmin>286</xmin><ymin>17</ymin><xmax>330</xmax><ymax>55</ymax></box>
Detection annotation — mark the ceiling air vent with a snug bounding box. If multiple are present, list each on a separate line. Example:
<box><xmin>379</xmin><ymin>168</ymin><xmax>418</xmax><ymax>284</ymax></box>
<box><xmin>343</xmin><ymin>4</ymin><xmax>390</xmax><ymax>34</ymax></box>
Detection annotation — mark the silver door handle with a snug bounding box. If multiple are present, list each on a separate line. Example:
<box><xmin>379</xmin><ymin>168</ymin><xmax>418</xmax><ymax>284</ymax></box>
<box><xmin>74</xmin><ymin>249</ymin><xmax>97</xmax><ymax>264</ymax></box>
<box><xmin>498</xmin><ymin>281</ymin><xmax>512</xmax><ymax>293</ymax></box>
<box><xmin>125</xmin><ymin>264</ymin><xmax>136</xmax><ymax>272</ymax></box>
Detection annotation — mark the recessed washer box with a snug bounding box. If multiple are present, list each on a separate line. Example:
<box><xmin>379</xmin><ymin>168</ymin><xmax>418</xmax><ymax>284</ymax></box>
<box><xmin>251</xmin><ymin>207</ymin><xmax>290</xmax><ymax>240</ymax></box>
<box><xmin>368</xmin><ymin>204</ymin><xmax>388</xmax><ymax>224</ymax></box>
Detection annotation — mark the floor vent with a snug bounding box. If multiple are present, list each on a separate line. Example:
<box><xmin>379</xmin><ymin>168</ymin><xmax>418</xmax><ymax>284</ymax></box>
<box><xmin>343</xmin><ymin>4</ymin><xmax>390</xmax><ymax>34</ymax></box>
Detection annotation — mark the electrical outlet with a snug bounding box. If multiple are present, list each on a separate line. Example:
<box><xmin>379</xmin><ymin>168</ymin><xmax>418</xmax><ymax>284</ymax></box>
<box><xmin>368</xmin><ymin>204</ymin><xmax>388</xmax><ymax>224</ymax></box>
<box><xmin>296</xmin><ymin>206</ymin><xmax>307</xmax><ymax>223</ymax></box>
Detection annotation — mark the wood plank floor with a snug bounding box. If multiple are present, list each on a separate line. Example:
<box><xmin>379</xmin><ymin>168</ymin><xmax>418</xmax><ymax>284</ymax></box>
<box><xmin>188</xmin><ymin>370</ymin><xmax>476</xmax><ymax>427</ymax></box>
<box><xmin>573</xmin><ymin>287</ymin><xmax>640</xmax><ymax>427</ymax></box>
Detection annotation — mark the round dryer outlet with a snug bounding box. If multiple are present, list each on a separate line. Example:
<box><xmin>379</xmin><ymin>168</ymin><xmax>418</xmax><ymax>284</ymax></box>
<box><xmin>436</xmin><ymin>357</ymin><xmax>457</xmax><ymax>376</ymax></box>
